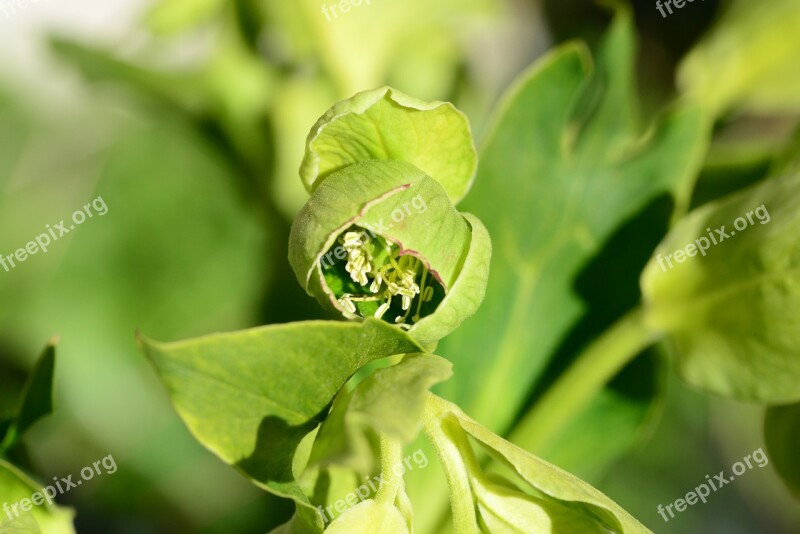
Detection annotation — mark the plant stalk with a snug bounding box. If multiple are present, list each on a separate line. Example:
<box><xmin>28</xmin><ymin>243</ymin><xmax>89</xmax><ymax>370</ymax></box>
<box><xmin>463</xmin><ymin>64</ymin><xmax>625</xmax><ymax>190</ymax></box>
<box><xmin>376</xmin><ymin>434</ymin><xmax>404</xmax><ymax>504</ymax></box>
<box><xmin>509</xmin><ymin>306</ymin><xmax>659</xmax><ymax>453</ymax></box>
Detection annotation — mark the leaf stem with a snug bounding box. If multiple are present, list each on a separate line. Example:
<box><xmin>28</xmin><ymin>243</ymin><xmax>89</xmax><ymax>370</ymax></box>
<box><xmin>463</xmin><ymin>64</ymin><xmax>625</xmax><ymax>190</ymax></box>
<box><xmin>376</xmin><ymin>434</ymin><xmax>404</xmax><ymax>504</ymax></box>
<box><xmin>509</xmin><ymin>307</ymin><xmax>659</xmax><ymax>453</ymax></box>
<box><xmin>422</xmin><ymin>394</ymin><xmax>480</xmax><ymax>533</ymax></box>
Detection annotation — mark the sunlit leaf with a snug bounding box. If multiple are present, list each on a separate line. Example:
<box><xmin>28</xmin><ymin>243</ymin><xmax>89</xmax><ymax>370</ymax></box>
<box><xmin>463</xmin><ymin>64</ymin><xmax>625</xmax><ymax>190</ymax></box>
<box><xmin>436</xmin><ymin>5</ymin><xmax>707</xmax><ymax>444</ymax></box>
<box><xmin>0</xmin><ymin>460</ymin><xmax>74</xmax><ymax>534</ymax></box>
<box><xmin>325</xmin><ymin>499</ymin><xmax>408</xmax><ymax>534</ymax></box>
<box><xmin>425</xmin><ymin>394</ymin><xmax>652</xmax><ymax>534</ymax></box>
<box><xmin>311</xmin><ymin>354</ymin><xmax>452</xmax><ymax>469</ymax></box>
<box><xmin>139</xmin><ymin>318</ymin><xmax>423</xmax><ymax>530</ymax></box>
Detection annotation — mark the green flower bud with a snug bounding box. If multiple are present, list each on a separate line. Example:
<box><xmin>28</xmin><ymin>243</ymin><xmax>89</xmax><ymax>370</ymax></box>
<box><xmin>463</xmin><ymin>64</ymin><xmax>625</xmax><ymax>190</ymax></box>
<box><xmin>289</xmin><ymin>87</ymin><xmax>491</xmax><ymax>345</ymax></box>
<box><xmin>289</xmin><ymin>160</ymin><xmax>490</xmax><ymax>346</ymax></box>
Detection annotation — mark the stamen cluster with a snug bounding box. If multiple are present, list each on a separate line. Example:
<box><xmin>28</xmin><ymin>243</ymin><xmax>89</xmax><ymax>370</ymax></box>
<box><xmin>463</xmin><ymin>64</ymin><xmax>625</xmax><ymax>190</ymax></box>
<box><xmin>335</xmin><ymin>230</ymin><xmax>434</xmax><ymax>326</ymax></box>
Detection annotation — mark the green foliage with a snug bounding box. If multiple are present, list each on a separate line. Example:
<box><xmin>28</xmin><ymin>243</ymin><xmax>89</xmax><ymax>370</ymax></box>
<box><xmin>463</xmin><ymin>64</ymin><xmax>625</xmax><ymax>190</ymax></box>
<box><xmin>142</xmin><ymin>63</ymin><xmax>666</xmax><ymax>531</ymax></box>
<box><xmin>679</xmin><ymin>0</ymin><xmax>800</xmax><ymax>116</ymax></box>
<box><xmin>145</xmin><ymin>0</ymin><xmax>227</xmax><ymax>35</ymax></box>
<box><xmin>324</xmin><ymin>500</ymin><xmax>409</xmax><ymax>533</ymax></box>
<box><xmin>335</xmin><ymin>354</ymin><xmax>453</xmax><ymax>444</ymax></box>
<box><xmin>642</xmin><ymin>171</ymin><xmax>800</xmax><ymax>402</ymax></box>
<box><xmin>0</xmin><ymin>344</ymin><xmax>74</xmax><ymax>533</ymax></box>
<box><xmin>765</xmin><ymin>403</ymin><xmax>800</xmax><ymax>497</ymax></box>
<box><xmin>258</xmin><ymin>0</ymin><xmax>500</xmax><ymax>98</ymax></box>
<box><xmin>138</xmin><ymin>319</ymin><xmax>423</xmax><ymax>530</ymax></box>
<box><xmin>391</xmin><ymin>21</ymin><xmax>710</xmax><ymax>529</ymax></box>
<box><xmin>0</xmin><ymin>460</ymin><xmax>74</xmax><ymax>534</ymax></box>
<box><xmin>23</xmin><ymin>0</ymin><xmax>800</xmax><ymax>531</ymax></box>
<box><xmin>0</xmin><ymin>343</ymin><xmax>55</xmax><ymax>453</ymax></box>
<box><xmin>436</xmin><ymin>7</ymin><xmax>708</xmax><ymax>440</ymax></box>
<box><xmin>423</xmin><ymin>395</ymin><xmax>650</xmax><ymax>533</ymax></box>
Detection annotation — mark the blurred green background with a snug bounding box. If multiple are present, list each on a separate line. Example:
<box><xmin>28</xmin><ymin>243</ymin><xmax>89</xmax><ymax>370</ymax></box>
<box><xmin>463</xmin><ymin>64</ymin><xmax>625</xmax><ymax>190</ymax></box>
<box><xmin>1</xmin><ymin>0</ymin><xmax>799</xmax><ymax>532</ymax></box>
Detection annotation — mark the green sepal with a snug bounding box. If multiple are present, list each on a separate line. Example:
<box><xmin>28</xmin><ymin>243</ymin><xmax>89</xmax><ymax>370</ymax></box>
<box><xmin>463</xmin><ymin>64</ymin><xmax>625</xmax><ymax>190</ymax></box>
<box><xmin>300</xmin><ymin>86</ymin><xmax>477</xmax><ymax>204</ymax></box>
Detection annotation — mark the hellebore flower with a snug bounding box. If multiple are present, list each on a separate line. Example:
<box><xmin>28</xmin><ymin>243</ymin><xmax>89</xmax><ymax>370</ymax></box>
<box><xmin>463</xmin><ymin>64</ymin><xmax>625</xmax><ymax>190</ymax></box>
<box><xmin>289</xmin><ymin>87</ymin><xmax>491</xmax><ymax>346</ymax></box>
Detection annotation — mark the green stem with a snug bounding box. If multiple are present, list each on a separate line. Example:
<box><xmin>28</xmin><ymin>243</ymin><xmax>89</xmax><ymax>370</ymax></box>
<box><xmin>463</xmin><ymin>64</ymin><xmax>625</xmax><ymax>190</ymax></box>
<box><xmin>376</xmin><ymin>434</ymin><xmax>404</xmax><ymax>504</ymax></box>
<box><xmin>509</xmin><ymin>307</ymin><xmax>659</xmax><ymax>453</ymax></box>
<box><xmin>422</xmin><ymin>394</ymin><xmax>480</xmax><ymax>533</ymax></box>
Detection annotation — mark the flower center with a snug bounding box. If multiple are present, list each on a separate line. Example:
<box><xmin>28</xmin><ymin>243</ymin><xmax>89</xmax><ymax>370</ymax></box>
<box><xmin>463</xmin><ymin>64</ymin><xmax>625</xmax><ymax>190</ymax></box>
<box><xmin>321</xmin><ymin>227</ymin><xmax>442</xmax><ymax>327</ymax></box>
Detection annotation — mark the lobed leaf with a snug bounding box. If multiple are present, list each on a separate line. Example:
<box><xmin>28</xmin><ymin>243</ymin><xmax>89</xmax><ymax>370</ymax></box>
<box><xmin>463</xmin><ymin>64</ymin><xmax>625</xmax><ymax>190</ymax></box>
<box><xmin>436</xmin><ymin>4</ymin><xmax>707</xmax><ymax>443</ymax></box>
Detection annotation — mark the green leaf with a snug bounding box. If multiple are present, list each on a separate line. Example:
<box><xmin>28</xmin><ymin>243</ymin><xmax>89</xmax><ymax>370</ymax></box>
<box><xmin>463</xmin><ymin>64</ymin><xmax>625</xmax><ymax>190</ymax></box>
<box><xmin>325</xmin><ymin>499</ymin><xmax>409</xmax><ymax>534</ymax></box>
<box><xmin>260</xmin><ymin>0</ymin><xmax>498</xmax><ymax>100</ymax></box>
<box><xmin>642</xmin><ymin>171</ymin><xmax>800</xmax><ymax>402</ymax></box>
<box><xmin>348</xmin><ymin>354</ymin><xmax>452</xmax><ymax>443</ymax></box>
<box><xmin>48</xmin><ymin>39</ymin><xmax>207</xmax><ymax>114</ymax></box>
<box><xmin>311</xmin><ymin>354</ymin><xmax>452</xmax><ymax>469</ymax></box>
<box><xmin>409</xmin><ymin>12</ymin><xmax>706</xmax><ymax>528</ymax></box>
<box><xmin>0</xmin><ymin>343</ymin><xmax>56</xmax><ymax>453</ymax></box>
<box><xmin>765</xmin><ymin>403</ymin><xmax>800</xmax><ymax>498</ymax></box>
<box><xmin>0</xmin><ymin>90</ymin><xmax>30</xmax><ymax>194</ymax></box>
<box><xmin>424</xmin><ymin>395</ymin><xmax>652</xmax><ymax>533</ymax></box>
<box><xmin>306</xmin><ymin>388</ymin><xmax>373</xmax><ymax>473</ymax></box>
<box><xmin>472</xmin><ymin>474</ymin><xmax>616</xmax><ymax>533</ymax></box>
<box><xmin>471</xmin><ymin>477</ymin><xmax>550</xmax><ymax>532</ymax></box>
<box><xmin>12</xmin><ymin>345</ymin><xmax>55</xmax><ymax>442</ymax></box>
<box><xmin>532</xmin><ymin>356</ymin><xmax>665</xmax><ymax>482</ymax></box>
<box><xmin>436</xmin><ymin>6</ymin><xmax>708</xmax><ymax>436</ymax></box>
<box><xmin>679</xmin><ymin>0</ymin><xmax>800</xmax><ymax>117</ymax></box>
<box><xmin>145</xmin><ymin>0</ymin><xmax>227</xmax><ymax>35</ymax></box>
<box><xmin>138</xmin><ymin>318</ymin><xmax>423</xmax><ymax>529</ymax></box>
<box><xmin>0</xmin><ymin>460</ymin><xmax>74</xmax><ymax>534</ymax></box>
<box><xmin>299</xmin><ymin>87</ymin><xmax>478</xmax><ymax>204</ymax></box>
